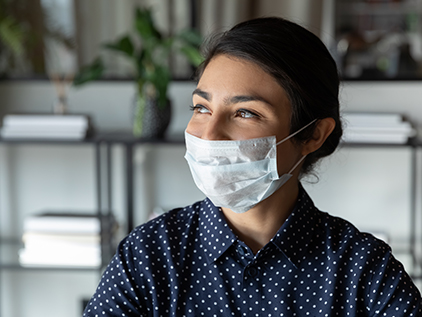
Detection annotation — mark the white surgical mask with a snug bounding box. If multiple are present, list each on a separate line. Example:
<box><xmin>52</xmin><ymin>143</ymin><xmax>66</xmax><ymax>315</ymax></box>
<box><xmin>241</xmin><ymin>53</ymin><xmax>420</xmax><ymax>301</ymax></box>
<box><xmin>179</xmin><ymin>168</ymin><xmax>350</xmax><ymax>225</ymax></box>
<box><xmin>184</xmin><ymin>120</ymin><xmax>317</xmax><ymax>213</ymax></box>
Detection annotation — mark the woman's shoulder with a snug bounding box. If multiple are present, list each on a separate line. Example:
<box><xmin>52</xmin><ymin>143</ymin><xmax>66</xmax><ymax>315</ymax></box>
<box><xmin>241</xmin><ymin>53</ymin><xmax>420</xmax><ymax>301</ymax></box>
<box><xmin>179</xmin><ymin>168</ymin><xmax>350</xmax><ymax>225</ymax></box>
<box><xmin>314</xmin><ymin>208</ymin><xmax>391</xmax><ymax>259</ymax></box>
<box><xmin>295</xmin><ymin>187</ymin><xmax>389</xmax><ymax>258</ymax></box>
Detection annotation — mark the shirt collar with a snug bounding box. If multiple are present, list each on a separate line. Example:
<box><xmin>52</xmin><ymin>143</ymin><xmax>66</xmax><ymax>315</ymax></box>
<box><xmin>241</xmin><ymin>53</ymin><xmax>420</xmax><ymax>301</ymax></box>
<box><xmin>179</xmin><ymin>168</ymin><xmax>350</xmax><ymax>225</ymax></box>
<box><xmin>198</xmin><ymin>186</ymin><xmax>318</xmax><ymax>267</ymax></box>
<box><xmin>271</xmin><ymin>185</ymin><xmax>318</xmax><ymax>268</ymax></box>
<box><xmin>198</xmin><ymin>198</ymin><xmax>238</xmax><ymax>264</ymax></box>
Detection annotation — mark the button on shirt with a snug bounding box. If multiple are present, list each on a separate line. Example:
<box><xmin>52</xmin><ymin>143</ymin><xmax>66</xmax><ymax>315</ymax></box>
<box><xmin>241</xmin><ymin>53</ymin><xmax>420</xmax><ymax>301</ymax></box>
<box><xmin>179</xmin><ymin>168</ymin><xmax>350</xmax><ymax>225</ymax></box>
<box><xmin>83</xmin><ymin>188</ymin><xmax>422</xmax><ymax>316</ymax></box>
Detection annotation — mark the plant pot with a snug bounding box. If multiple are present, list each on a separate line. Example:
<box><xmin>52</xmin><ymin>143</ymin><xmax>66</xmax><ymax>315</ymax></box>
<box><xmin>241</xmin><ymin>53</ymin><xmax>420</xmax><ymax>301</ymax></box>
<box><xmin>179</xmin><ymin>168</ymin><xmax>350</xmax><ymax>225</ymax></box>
<box><xmin>133</xmin><ymin>95</ymin><xmax>172</xmax><ymax>138</ymax></box>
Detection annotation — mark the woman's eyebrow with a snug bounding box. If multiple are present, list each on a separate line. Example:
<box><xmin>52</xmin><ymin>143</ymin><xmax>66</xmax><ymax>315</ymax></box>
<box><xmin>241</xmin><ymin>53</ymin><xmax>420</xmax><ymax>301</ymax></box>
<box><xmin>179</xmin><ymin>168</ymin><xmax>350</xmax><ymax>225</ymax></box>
<box><xmin>192</xmin><ymin>88</ymin><xmax>211</xmax><ymax>101</ymax></box>
<box><xmin>226</xmin><ymin>95</ymin><xmax>271</xmax><ymax>106</ymax></box>
<box><xmin>193</xmin><ymin>88</ymin><xmax>272</xmax><ymax>107</ymax></box>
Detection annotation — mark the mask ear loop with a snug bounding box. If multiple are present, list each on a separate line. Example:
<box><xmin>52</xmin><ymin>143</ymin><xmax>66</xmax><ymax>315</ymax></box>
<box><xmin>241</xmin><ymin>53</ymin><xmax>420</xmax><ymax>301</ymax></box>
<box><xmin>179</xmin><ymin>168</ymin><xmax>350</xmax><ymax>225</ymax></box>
<box><xmin>276</xmin><ymin>119</ymin><xmax>318</xmax><ymax>175</ymax></box>
<box><xmin>275</xmin><ymin>119</ymin><xmax>318</xmax><ymax>146</ymax></box>
<box><xmin>287</xmin><ymin>155</ymin><xmax>307</xmax><ymax>174</ymax></box>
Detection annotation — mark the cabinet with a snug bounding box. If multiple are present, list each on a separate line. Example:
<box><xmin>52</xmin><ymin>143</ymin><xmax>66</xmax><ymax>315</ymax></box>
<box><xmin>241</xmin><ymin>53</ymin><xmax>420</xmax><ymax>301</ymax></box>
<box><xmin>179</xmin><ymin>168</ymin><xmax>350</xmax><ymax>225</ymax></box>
<box><xmin>330</xmin><ymin>0</ymin><xmax>422</xmax><ymax>79</ymax></box>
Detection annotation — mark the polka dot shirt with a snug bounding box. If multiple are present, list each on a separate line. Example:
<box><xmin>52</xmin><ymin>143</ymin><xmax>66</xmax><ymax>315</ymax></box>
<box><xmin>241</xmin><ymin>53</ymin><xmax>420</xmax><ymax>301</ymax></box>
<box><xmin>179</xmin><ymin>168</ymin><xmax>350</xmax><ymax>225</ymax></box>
<box><xmin>83</xmin><ymin>187</ymin><xmax>422</xmax><ymax>316</ymax></box>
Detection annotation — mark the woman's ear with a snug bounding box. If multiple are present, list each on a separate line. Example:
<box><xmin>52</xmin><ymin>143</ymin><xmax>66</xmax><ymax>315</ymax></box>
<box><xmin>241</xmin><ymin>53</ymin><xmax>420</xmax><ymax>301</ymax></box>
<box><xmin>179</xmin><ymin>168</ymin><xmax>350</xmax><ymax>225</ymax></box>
<box><xmin>301</xmin><ymin>118</ymin><xmax>336</xmax><ymax>156</ymax></box>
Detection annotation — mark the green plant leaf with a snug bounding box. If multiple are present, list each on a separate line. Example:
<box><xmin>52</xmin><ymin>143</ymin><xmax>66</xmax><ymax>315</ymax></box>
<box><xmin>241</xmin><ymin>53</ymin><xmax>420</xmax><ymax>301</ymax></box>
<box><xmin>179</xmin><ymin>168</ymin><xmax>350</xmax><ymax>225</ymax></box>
<box><xmin>71</xmin><ymin>5</ymin><xmax>203</xmax><ymax>96</ymax></box>
<box><xmin>176</xmin><ymin>29</ymin><xmax>203</xmax><ymax>67</ymax></box>
<box><xmin>0</xmin><ymin>16</ymin><xmax>25</xmax><ymax>55</ymax></box>
<box><xmin>177</xmin><ymin>29</ymin><xmax>202</xmax><ymax>47</ymax></box>
<box><xmin>136</xmin><ymin>48</ymin><xmax>154</xmax><ymax>83</ymax></box>
<box><xmin>148</xmin><ymin>65</ymin><xmax>170</xmax><ymax>108</ymax></box>
<box><xmin>73</xmin><ymin>58</ymin><xmax>104</xmax><ymax>86</ymax></box>
<box><xmin>158</xmin><ymin>37</ymin><xmax>174</xmax><ymax>59</ymax></box>
<box><xmin>135</xmin><ymin>8</ymin><xmax>162</xmax><ymax>41</ymax></box>
<box><xmin>179</xmin><ymin>45</ymin><xmax>203</xmax><ymax>67</ymax></box>
<box><xmin>103</xmin><ymin>35</ymin><xmax>134</xmax><ymax>57</ymax></box>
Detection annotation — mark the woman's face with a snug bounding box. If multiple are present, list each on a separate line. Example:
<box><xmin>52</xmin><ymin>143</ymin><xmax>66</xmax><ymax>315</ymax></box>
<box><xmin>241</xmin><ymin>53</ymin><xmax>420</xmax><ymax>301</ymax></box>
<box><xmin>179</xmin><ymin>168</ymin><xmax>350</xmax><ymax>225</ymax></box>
<box><xmin>186</xmin><ymin>54</ymin><xmax>304</xmax><ymax>175</ymax></box>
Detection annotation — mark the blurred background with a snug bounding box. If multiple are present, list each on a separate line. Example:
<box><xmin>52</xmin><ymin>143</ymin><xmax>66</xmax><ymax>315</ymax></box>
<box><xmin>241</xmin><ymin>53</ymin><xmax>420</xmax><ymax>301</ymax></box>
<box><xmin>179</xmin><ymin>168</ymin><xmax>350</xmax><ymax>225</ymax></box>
<box><xmin>2</xmin><ymin>0</ymin><xmax>422</xmax><ymax>80</ymax></box>
<box><xmin>1</xmin><ymin>1</ymin><xmax>422</xmax><ymax>316</ymax></box>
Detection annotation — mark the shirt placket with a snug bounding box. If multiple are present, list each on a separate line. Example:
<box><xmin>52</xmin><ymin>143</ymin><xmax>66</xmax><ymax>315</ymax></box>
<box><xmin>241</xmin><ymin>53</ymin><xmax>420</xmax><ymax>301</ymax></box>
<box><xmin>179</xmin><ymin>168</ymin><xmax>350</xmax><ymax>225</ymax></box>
<box><xmin>233</xmin><ymin>242</ymin><xmax>265</xmax><ymax>317</ymax></box>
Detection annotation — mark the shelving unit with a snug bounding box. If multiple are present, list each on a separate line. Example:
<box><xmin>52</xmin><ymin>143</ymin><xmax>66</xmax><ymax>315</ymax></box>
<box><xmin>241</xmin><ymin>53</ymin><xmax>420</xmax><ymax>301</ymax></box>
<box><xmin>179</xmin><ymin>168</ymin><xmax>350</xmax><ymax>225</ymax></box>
<box><xmin>0</xmin><ymin>133</ymin><xmax>133</xmax><ymax>317</ymax></box>
<box><xmin>0</xmin><ymin>132</ymin><xmax>185</xmax><ymax>270</ymax></box>
<box><xmin>0</xmin><ymin>133</ymin><xmax>421</xmax><ymax>316</ymax></box>
<box><xmin>338</xmin><ymin>140</ymin><xmax>422</xmax><ymax>282</ymax></box>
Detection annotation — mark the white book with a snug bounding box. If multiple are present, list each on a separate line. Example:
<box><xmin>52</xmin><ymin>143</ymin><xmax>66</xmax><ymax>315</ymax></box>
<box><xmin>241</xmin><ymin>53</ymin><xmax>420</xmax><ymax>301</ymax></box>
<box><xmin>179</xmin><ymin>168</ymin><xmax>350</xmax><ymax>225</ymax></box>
<box><xmin>342</xmin><ymin>132</ymin><xmax>410</xmax><ymax>144</ymax></box>
<box><xmin>343</xmin><ymin>112</ymin><xmax>404</xmax><ymax>127</ymax></box>
<box><xmin>1</xmin><ymin>128</ymin><xmax>86</xmax><ymax>140</ymax></box>
<box><xmin>23</xmin><ymin>213</ymin><xmax>102</xmax><ymax>235</ymax></box>
<box><xmin>23</xmin><ymin>240</ymin><xmax>100</xmax><ymax>255</ymax></box>
<box><xmin>19</xmin><ymin>248</ymin><xmax>101</xmax><ymax>267</ymax></box>
<box><xmin>345</xmin><ymin>122</ymin><xmax>416</xmax><ymax>137</ymax></box>
<box><xmin>22</xmin><ymin>232</ymin><xmax>101</xmax><ymax>245</ymax></box>
<box><xmin>22</xmin><ymin>232</ymin><xmax>101</xmax><ymax>252</ymax></box>
<box><xmin>1</xmin><ymin>124</ymin><xmax>87</xmax><ymax>133</ymax></box>
<box><xmin>3</xmin><ymin>114</ymin><xmax>90</xmax><ymax>129</ymax></box>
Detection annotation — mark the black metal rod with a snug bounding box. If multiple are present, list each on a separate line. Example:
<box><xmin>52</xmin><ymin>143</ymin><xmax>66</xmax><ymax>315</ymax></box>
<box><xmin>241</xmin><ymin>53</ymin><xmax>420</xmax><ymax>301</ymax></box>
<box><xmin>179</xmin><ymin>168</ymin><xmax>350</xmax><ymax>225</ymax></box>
<box><xmin>0</xmin><ymin>263</ymin><xmax>2</xmax><ymax>317</ymax></box>
<box><xmin>126</xmin><ymin>144</ymin><xmax>134</xmax><ymax>233</ymax></box>
<box><xmin>96</xmin><ymin>142</ymin><xmax>107</xmax><ymax>270</ymax></box>
<box><xmin>107</xmin><ymin>144</ymin><xmax>112</xmax><ymax>215</ymax></box>
<box><xmin>190</xmin><ymin>0</ymin><xmax>197</xmax><ymax>29</ymax></box>
<box><xmin>410</xmin><ymin>146</ymin><xmax>417</xmax><ymax>270</ymax></box>
<box><xmin>95</xmin><ymin>143</ymin><xmax>102</xmax><ymax>215</ymax></box>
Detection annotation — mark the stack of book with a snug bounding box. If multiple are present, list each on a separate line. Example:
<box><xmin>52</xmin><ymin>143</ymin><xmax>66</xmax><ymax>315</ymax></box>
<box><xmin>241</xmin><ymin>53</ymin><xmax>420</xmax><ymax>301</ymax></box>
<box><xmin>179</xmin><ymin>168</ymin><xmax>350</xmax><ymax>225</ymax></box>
<box><xmin>342</xmin><ymin>112</ymin><xmax>416</xmax><ymax>144</ymax></box>
<box><xmin>0</xmin><ymin>114</ymin><xmax>92</xmax><ymax>140</ymax></box>
<box><xmin>19</xmin><ymin>212</ymin><xmax>116</xmax><ymax>268</ymax></box>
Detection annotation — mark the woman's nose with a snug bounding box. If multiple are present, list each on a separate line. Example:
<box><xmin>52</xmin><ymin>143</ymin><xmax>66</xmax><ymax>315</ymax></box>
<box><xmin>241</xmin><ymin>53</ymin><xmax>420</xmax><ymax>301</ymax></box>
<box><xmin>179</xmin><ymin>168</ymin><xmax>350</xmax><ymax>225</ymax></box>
<box><xmin>200</xmin><ymin>114</ymin><xmax>230</xmax><ymax>141</ymax></box>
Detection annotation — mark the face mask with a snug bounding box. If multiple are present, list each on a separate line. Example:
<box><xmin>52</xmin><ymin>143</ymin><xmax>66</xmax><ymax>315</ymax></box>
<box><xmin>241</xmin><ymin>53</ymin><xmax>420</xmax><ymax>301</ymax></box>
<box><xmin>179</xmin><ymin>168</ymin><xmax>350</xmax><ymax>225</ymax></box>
<box><xmin>184</xmin><ymin>120</ymin><xmax>317</xmax><ymax>213</ymax></box>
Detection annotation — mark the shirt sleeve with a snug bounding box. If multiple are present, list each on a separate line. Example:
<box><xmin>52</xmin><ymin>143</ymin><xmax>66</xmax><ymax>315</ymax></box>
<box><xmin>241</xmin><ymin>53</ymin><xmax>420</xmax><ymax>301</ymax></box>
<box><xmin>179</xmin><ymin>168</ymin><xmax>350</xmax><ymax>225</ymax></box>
<box><xmin>83</xmin><ymin>237</ymin><xmax>147</xmax><ymax>317</ymax></box>
<box><xmin>365</xmin><ymin>249</ymin><xmax>422</xmax><ymax>316</ymax></box>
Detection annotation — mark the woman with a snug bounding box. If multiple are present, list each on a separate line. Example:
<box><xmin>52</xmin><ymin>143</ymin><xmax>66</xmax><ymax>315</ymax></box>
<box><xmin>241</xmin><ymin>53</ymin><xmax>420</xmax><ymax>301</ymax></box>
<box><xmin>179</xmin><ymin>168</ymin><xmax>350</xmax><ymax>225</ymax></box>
<box><xmin>83</xmin><ymin>17</ymin><xmax>421</xmax><ymax>316</ymax></box>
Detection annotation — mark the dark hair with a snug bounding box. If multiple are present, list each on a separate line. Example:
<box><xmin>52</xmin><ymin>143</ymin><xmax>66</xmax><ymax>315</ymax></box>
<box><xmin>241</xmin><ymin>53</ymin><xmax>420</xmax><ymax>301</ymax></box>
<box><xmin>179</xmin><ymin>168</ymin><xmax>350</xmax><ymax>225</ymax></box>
<box><xmin>197</xmin><ymin>17</ymin><xmax>343</xmax><ymax>175</ymax></box>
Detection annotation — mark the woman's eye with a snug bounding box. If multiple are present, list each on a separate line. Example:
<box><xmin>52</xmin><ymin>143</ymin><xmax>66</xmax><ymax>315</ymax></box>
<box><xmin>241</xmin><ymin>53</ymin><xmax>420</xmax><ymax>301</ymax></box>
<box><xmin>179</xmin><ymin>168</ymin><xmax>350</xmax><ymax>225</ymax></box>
<box><xmin>190</xmin><ymin>104</ymin><xmax>211</xmax><ymax>114</ymax></box>
<box><xmin>236</xmin><ymin>109</ymin><xmax>258</xmax><ymax>118</ymax></box>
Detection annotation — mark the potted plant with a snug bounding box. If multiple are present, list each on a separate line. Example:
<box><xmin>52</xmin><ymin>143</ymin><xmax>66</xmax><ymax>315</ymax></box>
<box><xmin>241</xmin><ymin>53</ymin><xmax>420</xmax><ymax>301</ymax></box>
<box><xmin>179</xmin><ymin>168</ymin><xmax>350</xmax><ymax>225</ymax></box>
<box><xmin>73</xmin><ymin>7</ymin><xmax>203</xmax><ymax>138</ymax></box>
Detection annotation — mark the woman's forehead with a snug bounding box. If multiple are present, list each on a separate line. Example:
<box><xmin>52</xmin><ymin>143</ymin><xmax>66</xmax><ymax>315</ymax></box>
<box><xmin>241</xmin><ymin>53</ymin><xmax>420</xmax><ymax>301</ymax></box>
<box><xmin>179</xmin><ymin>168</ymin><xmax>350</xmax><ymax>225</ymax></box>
<box><xmin>197</xmin><ymin>55</ymin><xmax>286</xmax><ymax>99</ymax></box>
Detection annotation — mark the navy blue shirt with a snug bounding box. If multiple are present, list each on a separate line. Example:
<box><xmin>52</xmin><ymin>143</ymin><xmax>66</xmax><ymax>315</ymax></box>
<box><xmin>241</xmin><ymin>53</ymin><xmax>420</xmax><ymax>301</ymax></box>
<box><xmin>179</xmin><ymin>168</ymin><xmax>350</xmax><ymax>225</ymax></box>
<box><xmin>83</xmin><ymin>188</ymin><xmax>422</xmax><ymax>316</ymax></box>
